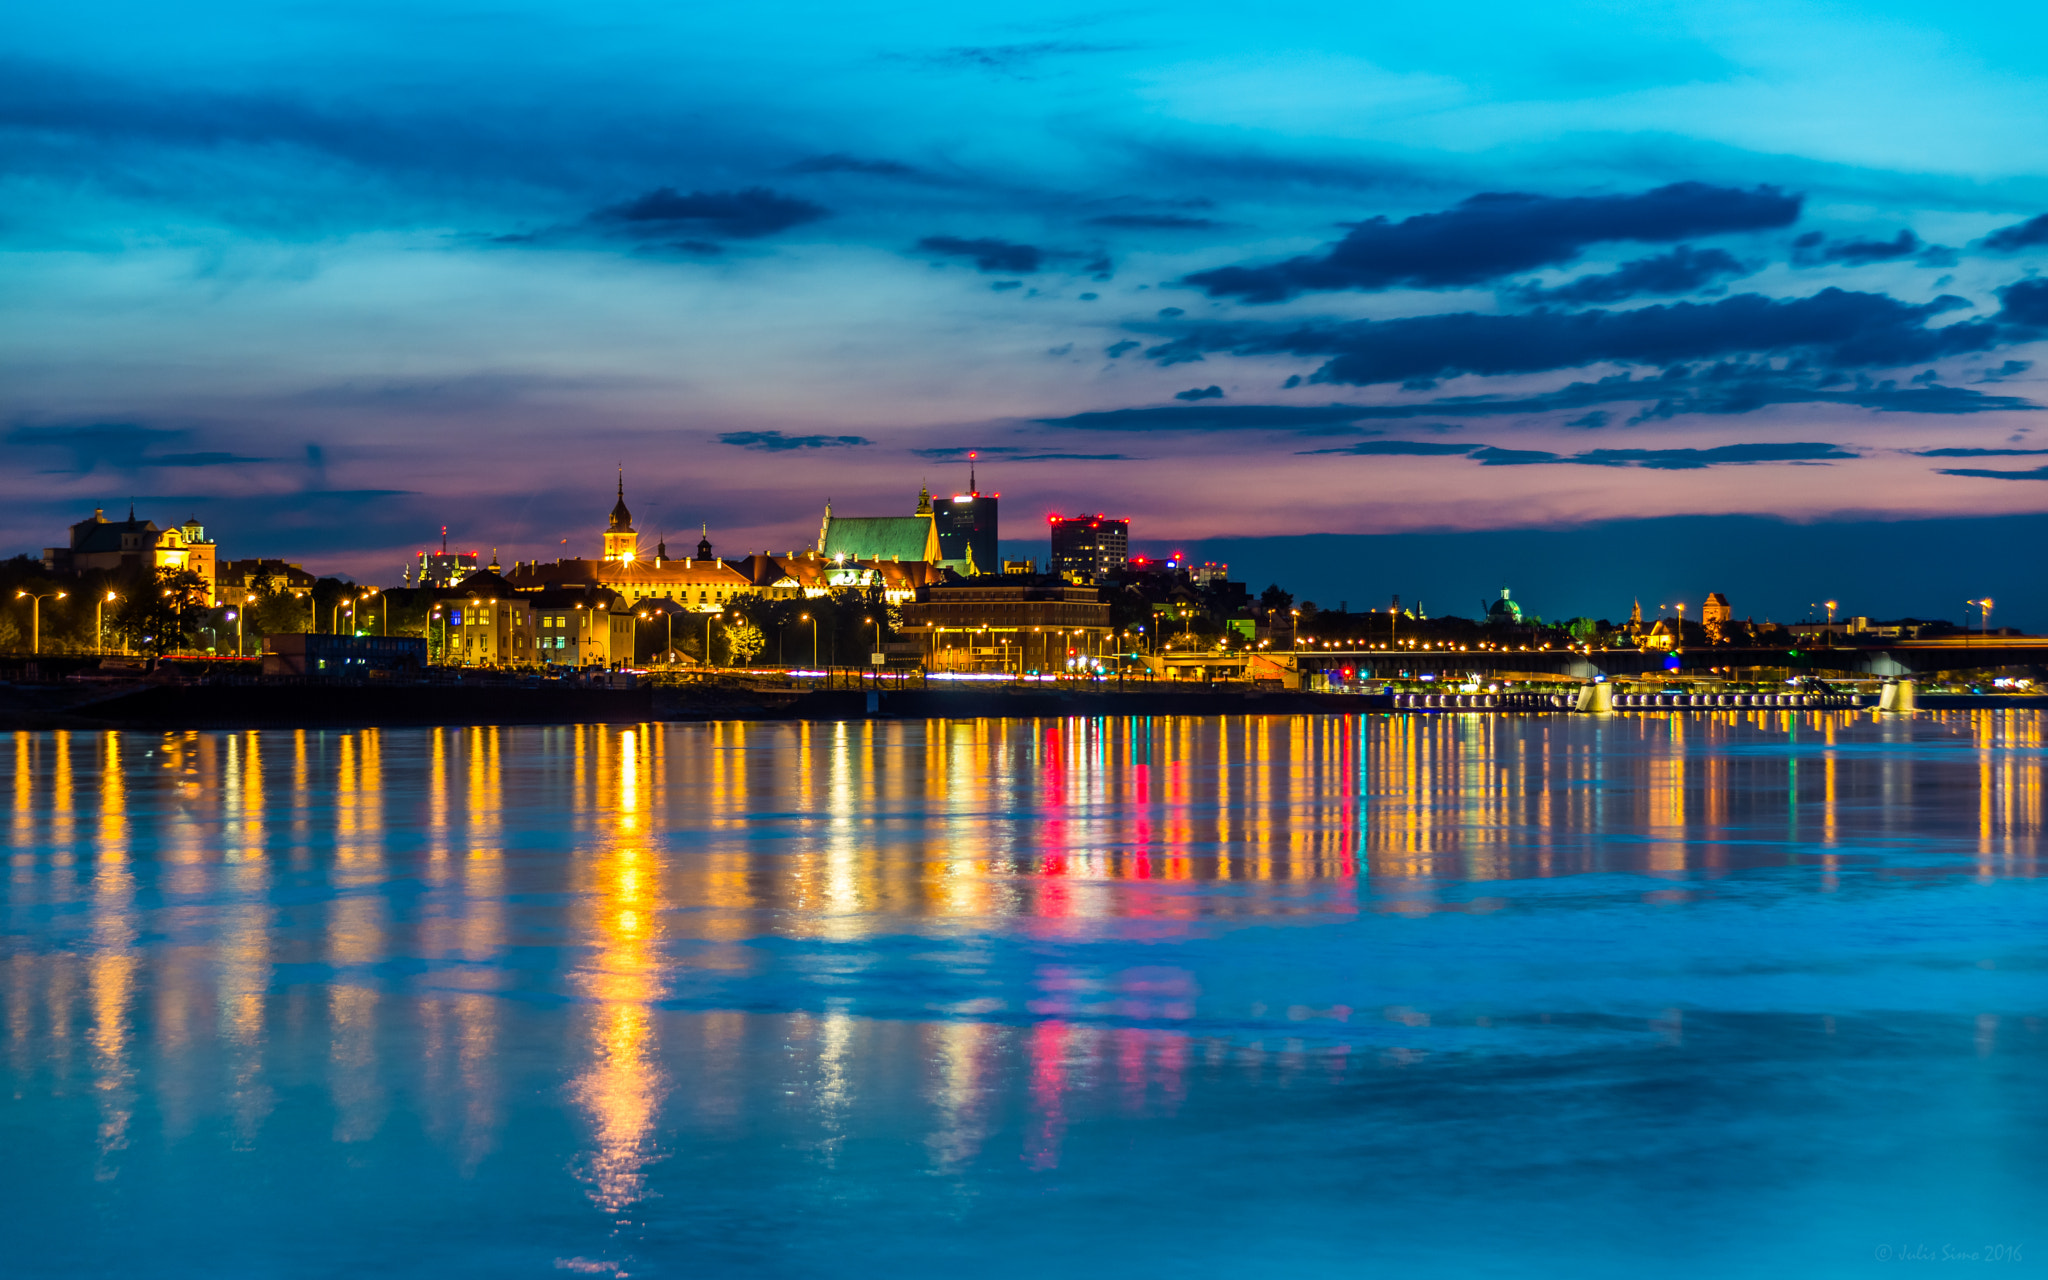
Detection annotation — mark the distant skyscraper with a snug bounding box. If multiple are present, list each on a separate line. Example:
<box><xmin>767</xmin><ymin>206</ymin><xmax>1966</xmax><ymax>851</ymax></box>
<box><xmin>931</xmin><ymin>453</ymin><xmax>998</xmax><ymax>575</ymax></box>
<box><xmin>1048</xmin><ymin>514</ymin><xmax>1129</xmax><ymax>584</ymax></box>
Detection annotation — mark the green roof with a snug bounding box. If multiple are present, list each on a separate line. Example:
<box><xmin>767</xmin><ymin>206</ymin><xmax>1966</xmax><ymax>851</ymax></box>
<box><xmin>820</xmin><ymin>516</ymin><xmax>936</xmax><ymax>562</ymax></box>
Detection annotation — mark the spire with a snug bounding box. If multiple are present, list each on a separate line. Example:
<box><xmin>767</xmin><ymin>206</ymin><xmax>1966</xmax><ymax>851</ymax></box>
<box><xmin>969</xmin><ymin>449</ymin><xmax>978</xmax><ymax>495</ymax></box>
<box><xmin>697</xmin><ymin>523</ymin><xmax>713</xmax><ymax>561</ymax></box>
<box><xmin>489</xmin><ymin>547</ymin><xmax>500</xmax><ymax>572</ymax></box>
<box><xmin>916</xmin><ymin>484</ymin><xmax>933</xmax><ymax>516</ymax></box>
<box><xmin>608</xmin><ymin>471</ymin><xmax>633</xmax><ymax>533</ymax></box>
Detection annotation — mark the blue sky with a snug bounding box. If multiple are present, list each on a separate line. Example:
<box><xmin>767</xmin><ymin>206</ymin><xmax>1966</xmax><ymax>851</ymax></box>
<box><xmin>5</xmin><ymin>0</ymin><xmax>2048</xmax><ymax>620</ymax></box>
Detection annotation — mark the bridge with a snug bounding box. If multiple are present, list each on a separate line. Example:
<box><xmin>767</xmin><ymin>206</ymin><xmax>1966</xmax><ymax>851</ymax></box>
<box><xmin>1149</xmin><ymin>637</ymin><xmax>2048</xmax><ymax>681</ymax></box>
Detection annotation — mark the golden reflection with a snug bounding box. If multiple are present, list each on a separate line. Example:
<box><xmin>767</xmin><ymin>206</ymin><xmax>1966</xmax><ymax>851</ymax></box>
<box><xmin>572</xmin><ymin>743</ymin><xmax>668</xmax><ymax>1219</ymax></box>
<box><xmin>328</xmin><ymin>731</ymin><xmax>388</xmax><ymax>1144</ymax></box>
<box><xmin>86</xmin><ymin>828</ymin><xmax>138</xmax><ymax>1178</ymax></box>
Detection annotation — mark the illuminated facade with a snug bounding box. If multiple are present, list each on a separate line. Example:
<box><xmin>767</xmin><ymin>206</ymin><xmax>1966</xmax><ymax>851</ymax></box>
<box><xmin>900</xmin><ymin>579</ymin><xmax>1113</xmax><ymax>671</ymax></box>
<box><xmin>1048</xmin><ymin>514</ymin><xmax>1128</xmax><ymax>585</ymax></box>
<box><xmin>43</xmin><ymin>507</ymin><xmax>219</xmax><ymax>604</ymax></box>
<box><xmin>438</xmin><ymin>570</ymin><xmax>636</xmax><ymax>667</ymax></box>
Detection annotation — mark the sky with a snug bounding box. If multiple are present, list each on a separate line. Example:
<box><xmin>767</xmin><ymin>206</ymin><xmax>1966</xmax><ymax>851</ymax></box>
<box><xmin>5</xmin><ymin>0</ymin><xmax>2048</xmax><ymax>625</ymax></box>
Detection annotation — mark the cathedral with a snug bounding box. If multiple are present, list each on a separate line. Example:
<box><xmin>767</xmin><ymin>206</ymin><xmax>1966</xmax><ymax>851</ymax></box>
<box><xmin>500</xmin><ymin>475</ymin><xmax>947</xmax><ymax>609</ymax></box>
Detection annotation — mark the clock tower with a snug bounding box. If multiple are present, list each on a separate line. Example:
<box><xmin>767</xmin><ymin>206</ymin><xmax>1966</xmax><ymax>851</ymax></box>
<box><xmin>604</xmin><ymin>473</ymin><xmax>637</xmax><ymax>561</ymax></box>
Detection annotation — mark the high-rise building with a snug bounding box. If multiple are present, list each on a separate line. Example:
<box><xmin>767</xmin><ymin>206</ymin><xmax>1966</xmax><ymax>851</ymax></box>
<box><xmin>931</xmin><ymin>454</ymin><xmax>998</xmax><ymax>576</ymax></box>
<box><xmin>1048</xmin><ymin>514</ymin><xmax>1129</xmax><ymax>584</ymax></box>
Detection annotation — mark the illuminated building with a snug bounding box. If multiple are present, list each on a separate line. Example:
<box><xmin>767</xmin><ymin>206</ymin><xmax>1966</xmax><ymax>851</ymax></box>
<box><xmin>900</xmin><ymin>578</ymin><xmax>1112</xmax><ymax>672</ymax></box>
<box><xmin>435</xmin><ymin>570</ymin><xmax>635</xmax><ymax>668</ymax></box>
<box><xmin>43</xmin><ymin>507</ymin><xmax>218</xmax><ymax>604</ymax></box>
<box><xmin>1701</xmin><ymin>592</ymin><xmax>1732</xmax><ymax>642</ymax></box>
<box><xmin>411</xmin><ymin>527</ymin><xmax>480</xmax><ymax>587</ymax></box>
<box><xmin>510</xmin><ymin>480</ymin><xmax>801</xmax><ymax>610</ymax></box>
<box><xmin>929</xmin><ymin>455</ymin><xmax>999</xmax><ymax>576</ymax></box>
<box><xmin>1048</xmin><ymin>514</ymin><xmax>1128</xmax><ymax>584</ymax></box>
<box><xmin>1483</xmin><ymin>588</ymin><xmax>1523</xmax><ymax>624</ymax></box>
<box><xmin>816</xmin><ymin>489</ymin><xmax>943</xmax><ymax>565</ymax></box>
<box><xmin>218</xmin><ymin>558</ymin><xmax>316</xmax><ymax>607</ymax></box>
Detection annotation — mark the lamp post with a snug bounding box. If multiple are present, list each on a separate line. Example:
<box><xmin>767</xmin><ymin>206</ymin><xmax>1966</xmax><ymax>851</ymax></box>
<box><xmin>97</xmin><ymin>590</ymin><xmax>118</xmax><ymax>654</ymax></box>
<box><xmin>226</xmin><ymin>607</ymin><xmax>243</xmax><ymax>657</ymax></box>
<box><xmin>1968</xmin><ymin>597</ymin><xmax>1994</xmax><ymax>636</ymax></box>
<box><xmin>16</xmin><ymin>588</ymin><xmax>66</xmax><ymax>654</ymax></box>
<box><xmin>800</xmin><ymin>612</ymin><xmax>817</xmax><ymax>668</ymax></box>
<box><xmin>430</xmin><ymin>607</ymin><xmax>445</xmax><ymax>665</ymax></box>
<box><xmin>704</xmin><ymin>610</ymin><xmax>718</xmax><ymax>669</ymax></box>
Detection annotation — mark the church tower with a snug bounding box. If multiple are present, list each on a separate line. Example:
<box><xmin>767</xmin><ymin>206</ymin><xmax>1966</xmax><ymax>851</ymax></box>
<box><xmin>604</xmin><ymin>472</ymin><xmax>637</xmax><ymax>561</ymax></box>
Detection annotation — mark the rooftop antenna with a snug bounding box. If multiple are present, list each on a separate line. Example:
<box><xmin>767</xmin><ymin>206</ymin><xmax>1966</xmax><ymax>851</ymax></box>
<box><xmin>441</xmin><ymin>525</ymin><xmax>448</xmax><ymax>554</ymax></box>
<box><xmin>969</xmin><ymin>450</ymin><xmax>978</xmax><ymax>495</ymax></box>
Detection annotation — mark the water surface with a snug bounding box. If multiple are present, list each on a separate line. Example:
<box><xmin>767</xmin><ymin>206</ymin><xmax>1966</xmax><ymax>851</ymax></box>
<box><xmin>4</xmin><ymin>714</ymin><xmax>2043</xmax><ymax>1277</ymax></box>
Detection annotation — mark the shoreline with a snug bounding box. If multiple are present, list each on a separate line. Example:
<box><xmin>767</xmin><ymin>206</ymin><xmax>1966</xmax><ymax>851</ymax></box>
<box><xmin>2</xmin><ymin>679</ymin><xmax>2043</xmax><ymax>730</ymax></box>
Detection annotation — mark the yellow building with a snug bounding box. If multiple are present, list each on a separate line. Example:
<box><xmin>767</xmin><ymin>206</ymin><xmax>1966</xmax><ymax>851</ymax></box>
<box><xmin>43</xmin><ymin>507</ymin><xmax>218</xmax><ymax>604</ymax></box>
<box><xmin>438</xmin><ymin>568</ymin><xmax>637</xmax><ymax>668</ymax></box>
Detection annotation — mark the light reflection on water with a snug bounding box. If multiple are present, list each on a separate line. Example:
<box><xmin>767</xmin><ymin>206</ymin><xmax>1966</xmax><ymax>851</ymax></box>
<box><xmin>2</xmin><ymin>712</ymin><xmax>2044</xmax><ymax>1278</ymax></box>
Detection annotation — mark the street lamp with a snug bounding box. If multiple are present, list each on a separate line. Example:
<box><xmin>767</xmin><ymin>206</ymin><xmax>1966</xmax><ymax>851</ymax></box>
<box><xmin>800</xmin><ymin>612</ymin><xmax>818</xmax><ymax>668</ymax></box>
<box><xmin>225</xmin><ymin>607</ymin><xmax>243</xmax><ymax>657</ymax></box>
<box><xmin>97</xmin><ymin>590</ymin><xmax>118</xmax><ymax>654</ymax></box>
<box><xmin>1968</xmin><ymin>597</ymin><xmax>1994</xmax><ymax>635</ymax></box>
<box><xmin>15</xmin><ymin>588</ymin><xmax>66</xmax><ymax>654</ymax></box>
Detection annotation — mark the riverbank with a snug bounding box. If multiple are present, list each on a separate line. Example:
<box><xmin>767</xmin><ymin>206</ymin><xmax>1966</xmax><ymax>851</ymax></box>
<box><xmin>3</xmin><ymin>675</ymin><xmax>2043</xmax><ymax>730</ymax></box>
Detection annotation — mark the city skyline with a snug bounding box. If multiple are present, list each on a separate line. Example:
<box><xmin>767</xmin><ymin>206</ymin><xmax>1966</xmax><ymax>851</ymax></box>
<box><xmin>7</xmin><ymin>1</ymin><xmax>2048</xmax><ymax>622</ymax></box>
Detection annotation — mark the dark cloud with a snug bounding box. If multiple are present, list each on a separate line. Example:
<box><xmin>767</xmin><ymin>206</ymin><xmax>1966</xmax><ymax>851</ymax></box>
<box><xmin>1297</xmin><ymin>441</ymin><xmax>1479</xmax><ymax>456</ymax></box>
<box><xmin>1042</xmin><ymin>364</ymin><xmax>2037</xmax><ymax>434</ymax></box>
<box><xmin>1978</xmin><ymin>359</ymin><xmax>2033</xmax><ymax>382</ymax></box>
<box><xmin>1793</xmin><ymin>230</ymin><xmax>1919</xmax><ymax>266</ymax></box>
<box><xmin>1908</xmin><ymin>446</ymin><xmax>2048</xmax><ymax>457</ymax></box>
<box><xmin>1996</xmin><ymin>278</ymin><xmax>2048</xmax><ymax>327</ymax></box>
<box><xmin>1462</xmin><ymin>442</ymin><xmax>1855</xmax><ymax>469</ymax></box>
<box><xmin>1173</xmin><ymin>385</ymin><xmax>1225</xmax><ymax>401</ymax></box>
<box><xmin>1146</xmin><ymin>288</ymin><xmax>2002</xmax><ymax>387</ymax></box>
<box><xmin>911</xmin><ymin>446</ymin><xmax>1132</xmax><ymax>461</ymax></box>
<box><xmin>787</xmin><ymin>153</ymin><xmax>925</xmax><ymax>179</ymax></box>
<box><xmin>1935</xmin><ymin>464</ymin><xmax>2048</xmax><ymax>480</ymax></box>
<box><xmin>1105</xmin><ymin>340</ymin><xmax>1140</xmax><ymax>358</ymax></box>
<box><xmin>1182</xmin><ymin>182</ymin><xmax>1800</xmax><ymax>302</ymax></box>
<box><xmin>717</xmin><ymin>431</ymin><xmax>870</xmax><ymax>451</ymax></box>
<box><xmin>4</xmin><ymin>423</ymin><xmax>268</xmax><ymax>474</ymax></box>
<box><xmin>1507</xmin><ymin>245</ymin><xmax>1749</xmax><ymax>306</ymax></box>
<box><xmin>1982</xmin><ymin>214</ymin><xmax>2048</xmax><ymax>253</ymax></box>
<box><xmin>594</xmin><ymin>187</ymin><xmax>828</xmax><ymax>239</ymax></box>
<box><xmin>917</xmin><ymin>235</ymin><xmax>1043</xmax><ymax>273</ymax></box>
<box><xmin>1087</xmin><ymin>214</ymin><xmax>1220</xmax><ymax>230</ymax></box>
<box><xmin>1469</xmin><ymin>447</ymin><xmax>1561</xmax><ymax>466</ymax></box>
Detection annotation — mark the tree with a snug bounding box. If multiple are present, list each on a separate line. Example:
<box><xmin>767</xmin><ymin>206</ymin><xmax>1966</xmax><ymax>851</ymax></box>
<box><xmin>1259</xmin><ymin>583</ymin><xmax>1294</xmax><ymax>614</ymax></box>
<box><xmin>114</xmin><ymin>568</ymin><xmax>209</xmax><ymax>658</ymax></box>
<box><xmin>725</xmin><ymin>620</ymin><xmax>765</xmax><ymax>666</ymax></box>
